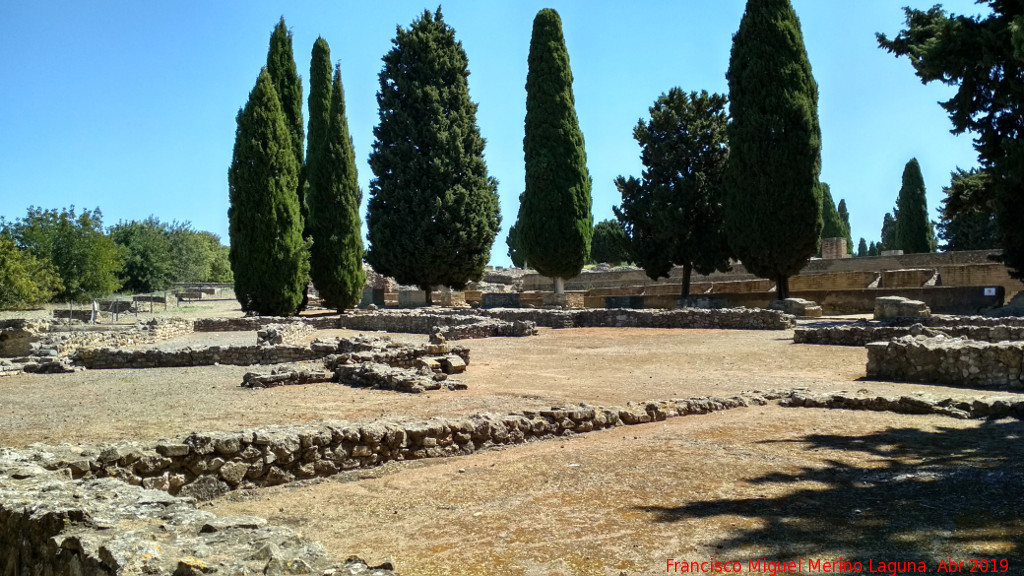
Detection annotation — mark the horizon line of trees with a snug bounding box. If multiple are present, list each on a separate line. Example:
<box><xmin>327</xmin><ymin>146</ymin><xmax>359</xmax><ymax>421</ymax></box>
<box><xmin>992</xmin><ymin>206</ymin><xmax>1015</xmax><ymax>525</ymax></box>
<box><xmin>0</xmin><ymin>206</ymin><xmax>232</xmax><ymax>310</ymax></box>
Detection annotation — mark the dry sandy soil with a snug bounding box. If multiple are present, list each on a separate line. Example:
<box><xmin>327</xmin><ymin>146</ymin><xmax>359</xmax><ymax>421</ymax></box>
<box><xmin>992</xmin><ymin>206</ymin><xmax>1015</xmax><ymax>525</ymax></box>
<box><xmin>1</xmin><ymin>302</ymin><xmax>1022</xmax><ymax>574</ymax></box>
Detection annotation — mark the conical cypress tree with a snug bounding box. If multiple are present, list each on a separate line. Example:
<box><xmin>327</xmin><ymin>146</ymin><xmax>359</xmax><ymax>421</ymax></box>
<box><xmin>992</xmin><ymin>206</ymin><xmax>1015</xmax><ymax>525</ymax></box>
<box><xmin>227</xmin><ymin>68</ymin><xmax>309</xmax><ymax>316</ymax></box>
<box><xmin>308</xmin><ymin>65</ymin><xmax>366</xmax><ymax>311</ymax></box>
<box><xmin>819</xmin><ymin>183</ymin><xmax>845</xmax><ymax>240</ymax></box>
<box><xmin>305</xmin><ymin>37</ymin><xmax>332</xmax><ymax>209</ymax></box>
<box><xmin>880</xmin><ymin>212</ymin><xmax>897</xmax><ymax>251</ymax></box>
<box><xmin>521</xmin><ymin>8</ymin><xmax>592</xmax><ymax>293</ymax></box>
<box><xmin>894</xmin><ymin>158</ymin><xmax>933</xmax><ymax>253</ymax></box>
<box><xmin>366</xmin><ymin>8</ymin><xmax>500</xmax><ymax>304</ymax></box>
<box><xmin>723</xmin><ymin>0</ymin><xmax>822</xmax><ymax>299</ymax></box>
<box><xmin>857</xmin><ymin>237</ymin><xmax>868</xmax><ymax>257</ymax></box>
<box><xmin>837</xmin><ymin>198</ymin><xmax>853</xmax><ymax>253</ymax></box>
<box><xmin>267</xmin><ymin>18</ymin><xmax>305</xmax><ymax>208</ymax></box>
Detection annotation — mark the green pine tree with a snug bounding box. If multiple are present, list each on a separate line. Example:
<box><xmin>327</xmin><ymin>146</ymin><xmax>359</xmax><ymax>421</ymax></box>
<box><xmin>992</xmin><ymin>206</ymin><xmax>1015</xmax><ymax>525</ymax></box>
<box><xmin>308</xmin><ymin>64</ymin><xmax>366</xmax><ymax>311</ymax></box>
<box><xmin>857</xmin><ymin>237</ymin><xmax>868</xmax><ymax>257</ymax></box>
<box><xmin>365</xmin><ymin>8</ymin><xmax>500</xmax><ymax>304</ymax></box>
<box><xmin>614</xmin><ymin>88</ymin><xmax>732</xmax><ymax>299</ymax></box>
<box><xmin>723</xmin><ymin>0</ymin><xmax>822</xmax><ymax>299</ymax></box>
<box><xmin>507</xmin><ymin>196</ymin><xmax>526</xmax><ymax>268</ymax></box>
<box><xmin>894</xmin><ymin>158</ymin><xmax>933</xmax><ymax>253</ymax></box>
<box><xmin>589</xmin><ymin>219</ymin><xmax>630</xmax><ymax>266</ymax></box>
<box><xmin>936</xmin><ymin>168</ymin><xmax>999</xmax><ymax>251</ymax></box>
<box><xmin>227</xmin><ymin>68</ymin><xmax>310</xmax><ymax>316</ymax></box>
<box><xmin>520</xmin><ymin>8</ymin><xmax>592</xmax><ymax>294</ymax></box>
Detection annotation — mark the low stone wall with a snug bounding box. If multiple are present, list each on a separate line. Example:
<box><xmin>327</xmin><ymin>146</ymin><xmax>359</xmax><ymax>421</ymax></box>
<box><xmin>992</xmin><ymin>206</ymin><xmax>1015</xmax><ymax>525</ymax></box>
<box><xmin>794</xmin><ymin>322</ymin><xmax>1024</xmax><ymax>346</ymax></box>
<box><xmin>475</xmin><ymin>307</ymin><xmax>794</xmax><ymax>330</ymax></box>
<box><xmin>72</xmin><ymin>343</ymin><xmax>319</xmax><ymax>369</ymax></box>
<box><xmin>866</xmin><ymin>335</ymin><xmax>1024</xmax><ymax>389</ymax></box>
<box><xmin>0</xmin><ymin>450</ymin><xmax>397</xmax><ymax>575</ymax></box>
<box><xmin>780</xmin><ymin>390</ymin><xmax>1024</xmax><ymax>419</ymax></box>
<box><xmin>0</xmin><ymin>318</ymin><xmax>194</xmax><ymax>359</ymax></box>
<box><xmin>22</xmin><ymin>395</ymin><xmax>762</xmax><ymax>502</ymax></box>
<box><xmin>194</xmin><ymin>312</ymin><xmax>537</xmax><ymax>340</ymax></box>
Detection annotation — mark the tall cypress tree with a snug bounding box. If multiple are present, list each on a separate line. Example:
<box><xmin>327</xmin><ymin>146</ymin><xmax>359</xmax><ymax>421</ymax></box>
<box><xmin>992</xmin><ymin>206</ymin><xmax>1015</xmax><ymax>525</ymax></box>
<box><xmin>267</xmin><ymin>18</ymin><xmax>305</xmax><ymax>180</ymax></box>
<box><xmin>723</xmin><ymin>0</ymin><xmax>822</xmax><ymax>299</ymax></box>
<box><xmin>880</xmin><ymin>212</ymin><xmax>897</xmax><ymax>251</ymax></box>
<box><xmin>308</xmin><ymin>65</ymin><xmax>366</xmax><ymax>311</ymax></box>
<box><xmin>521</xmin><ymin>8</ymin><xmax>592</xmax><ymax>294</ymax></box>
<box><xmin>837</xmin><ymin>198</ymin><xmax>853</xmax><ymax>253</ymax></box>
<box><xmin>227</xmin><ymin>68</ymin><xmax>309</xmax><ymax>316</ymax></box>
<box><xmin>819</xmin><ymin>183</ymin><xmax>845</xmax><ymax>241</ymax></box>
<box><xmin>305</xmin><ymin>37</ymin><xmax>332</xmax><ymax>211</ymax></box>
<box><xmin>366</xmin><ymin>8</ymin><xmax>500</xmax><ymax>304</ymax></box>
<box><xmin>894</xmin><ymin>158</ymin><xmax>933</xmax><ymax>253</ymax></box>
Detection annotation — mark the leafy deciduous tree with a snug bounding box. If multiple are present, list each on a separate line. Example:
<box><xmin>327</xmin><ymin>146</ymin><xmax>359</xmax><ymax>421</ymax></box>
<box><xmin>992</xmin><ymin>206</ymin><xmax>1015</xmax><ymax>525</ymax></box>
<box><xmin>109</xmin><ymin>218</ymin><xmax>174</xmax><ymax>293</ymax></box>
<box><xmin>0</xmin><ymin>235</ymin><xmax>62</xmax><ymax>310</ymax></box>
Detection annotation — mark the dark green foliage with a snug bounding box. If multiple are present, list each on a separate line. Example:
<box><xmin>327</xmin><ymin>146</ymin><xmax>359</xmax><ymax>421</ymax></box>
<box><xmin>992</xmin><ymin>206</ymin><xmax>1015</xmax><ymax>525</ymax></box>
<box><xmin>0</xmin><ymin>235</ymin><xmax>62</xmax><ymax>310</ymax></box>
<box><xmin>306</xmin><ymin>37</ymin><xmax>332</xmax><ymax>223</ymax></box>
<box><xmin>937</xmin><ymin>168</ymin><xmax>999</xmax><ymax>252</ymax></box>
<box><xmin>228</xmin><ymin>68</ymin><xmax>309</xmax><ymax>316</ymax></box>
<box><xmin>589</xmin><ymin>219</ymin><xmax>630</xmax><ymax>266</ymax></box>
<box><xmin>819</xmin><ymin>183</ymin><xmax>845</xmax><ymax>241</ymax></box>
<box><xmin>894</xmin><ymin>158</ymin><xmax>933</xmax><ymax>253</ymax></box>
<box><xmin>267</xmin><ymin>18</ymin><xmax>305</xmax><ymax>181</ymax></box>
<box><xmin>308</xmin><ymin>65</ymin><xmax>366</xmax><ymax>311</ymax></box>
<box><xmin>614</xmin><ymin>89</ymin><xmax>732</xmax><ymax>298</ymax></box>
<box><xmin>837</xmin><ymin>199</ymin><xmax>853</xmax><ymax>253</ymax></box>
<box><xmin>366</xmin><ymin>8</ymin><xmax>500</xmax><ymax>299</ymax></box>
<box><xmin>200</xmin><ymin>232</ymin><xmax>233</xmax><ymax>283</ymax></box>
<box><xmin>520</xmin><ymin>8</ymin><xmax>593</xmax><ymax>283</ymax></box>
<box><xmin>857</xmin><ymin>237</ymin><xmax>868</xmax><ymax>257</ymax></box>
<box><xmin>110</xmin><ymin>218</ymin><xmax>174</xmax><ymax>293</ymax></box>
<box><xmin>868</xmin><ymin>241</ymin><xmax>880</xmax><ymax>257</ymax></box>
<box><xmin>1</xmin><ymin>206</ymin><xmax>122</xmax><ymax>302</ymax></box>
<box><xmin>880</xmin><ymin>212</ymin><xmax>897</xmax><ymax>252</ymax></box>
<box><xmin>506</xmin><ymin>202</ymin><xmax>525</xmax><ymax>268</ymax></box>
<box><xmin>878</xmin><ymin>4</ymin><xmax>1024</xmax><ymax>273</ymax></box>
<box><xmin>722</xmin><ymin>0</ymin><xmax>822</xmax><ymax>299</ymax></box>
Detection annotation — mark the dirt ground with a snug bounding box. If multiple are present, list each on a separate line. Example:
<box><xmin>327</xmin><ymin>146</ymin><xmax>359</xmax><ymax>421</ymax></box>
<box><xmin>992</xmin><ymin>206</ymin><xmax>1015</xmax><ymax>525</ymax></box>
<box><xmin>207</xmin><ymin>407</ymin><xmax>1024</xmax><ymax>575</ymax></box>
<box><xmin>1</xmin><ymin>325</ymin><xmax>1020</xmax><ymax>447</ymax></box>
<box><xmin>2</xmin><ymin>304</ymin><xmax>1023</xmax><ymax>574</ymax></box>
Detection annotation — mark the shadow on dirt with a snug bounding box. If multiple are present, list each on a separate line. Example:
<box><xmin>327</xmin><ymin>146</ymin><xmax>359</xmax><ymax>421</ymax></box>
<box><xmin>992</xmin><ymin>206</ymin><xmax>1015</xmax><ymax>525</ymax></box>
<box><xmin>636</xmin><ymin>417</ymin><xmax>1024</xmax><ymax>563</ymax></box>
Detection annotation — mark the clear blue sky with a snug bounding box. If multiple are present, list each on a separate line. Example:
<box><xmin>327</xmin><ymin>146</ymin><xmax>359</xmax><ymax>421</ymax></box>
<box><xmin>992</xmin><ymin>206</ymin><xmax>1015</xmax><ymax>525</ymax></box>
<box><xmin>0</xmin><ymin>1</ymin><xmax>985</xmax><ymax>266</ymax></box>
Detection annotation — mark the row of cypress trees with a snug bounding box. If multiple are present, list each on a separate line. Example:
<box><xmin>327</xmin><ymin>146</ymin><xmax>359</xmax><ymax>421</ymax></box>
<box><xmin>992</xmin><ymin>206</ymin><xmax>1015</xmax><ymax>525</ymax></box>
<box><xmin>231</xmin><ymin>0</ymin><xmax>873</xmax><ymax>312</ymax></box>
<box><xmin>228</xmin><ymin>20</ymin><xmax>364</xmax><ymax>316</ymax></box>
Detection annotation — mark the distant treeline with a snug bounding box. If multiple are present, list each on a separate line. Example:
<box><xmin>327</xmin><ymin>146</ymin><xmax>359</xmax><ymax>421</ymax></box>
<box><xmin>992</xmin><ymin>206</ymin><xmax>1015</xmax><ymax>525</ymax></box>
<box><xmin>0</xmin><ymin>206</ymin><xmax>231</xmax><ymax>310</ymax></box>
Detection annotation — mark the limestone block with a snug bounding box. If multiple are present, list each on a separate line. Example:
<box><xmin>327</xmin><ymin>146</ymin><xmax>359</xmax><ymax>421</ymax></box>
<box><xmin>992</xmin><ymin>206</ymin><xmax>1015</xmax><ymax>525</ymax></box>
<box><xmin>770</xmin><ymin>298</ymin><xmax>822</xmax><ymax>318</ymax></box>
<box><xmin>874</xmin><ymin>296</ymin><xmax>931</xmax><ymax>319</ymax></box>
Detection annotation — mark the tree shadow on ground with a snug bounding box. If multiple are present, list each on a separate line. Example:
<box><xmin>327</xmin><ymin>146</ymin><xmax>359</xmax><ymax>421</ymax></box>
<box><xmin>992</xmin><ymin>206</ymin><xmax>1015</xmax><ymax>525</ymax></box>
<box><xmin>636</xmin><ymin>417</ymin><xmax>1024</xmax><ymax>564</ymax></box>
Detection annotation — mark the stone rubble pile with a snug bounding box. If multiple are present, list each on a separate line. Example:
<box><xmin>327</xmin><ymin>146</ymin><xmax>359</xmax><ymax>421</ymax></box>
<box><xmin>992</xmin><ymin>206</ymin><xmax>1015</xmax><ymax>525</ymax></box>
<box><xmin>0</xmin><ymin>450</ymin><xmax>398</xmax><ymax>575</ymax></box>
<box><xmin>334</xmin><ymin>362</ymin><xmax>466</xmax><ymax>393</ymax></box>
<box><xmin>874</xmin><ymin>295</ymin><xmax>931</xmax><ymax>319</ymax></box>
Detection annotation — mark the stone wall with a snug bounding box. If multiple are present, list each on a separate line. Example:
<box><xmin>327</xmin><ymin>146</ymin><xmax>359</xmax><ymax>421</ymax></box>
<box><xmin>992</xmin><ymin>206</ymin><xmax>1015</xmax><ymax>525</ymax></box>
<box><xmin>866</xmin><ymin>335</ymin><xmax>1024</xmax><ymax>389</ymax></box>
<box><xmin>780</xmin><ymin>390</ymin><xmax>1024</xmax><ymax>419</ymax></box>
<box><xmin>0</xmin><ymin>450</ymin><xmax>396</xmax><ymax>576</ymax></box>
<box><xmin>475</xmin><ymin>307</ymin><xmax>794</xmax><ymax>330</ymax></box>
<box><xmin>795</xmin><ymin>321</ymin><xmax>1024</xmax><ymax>346</ymax></box>
<box><xmin>1</xmin><ymin>318</ymin><xmax>194</xmax><ymax>359</ymax></box>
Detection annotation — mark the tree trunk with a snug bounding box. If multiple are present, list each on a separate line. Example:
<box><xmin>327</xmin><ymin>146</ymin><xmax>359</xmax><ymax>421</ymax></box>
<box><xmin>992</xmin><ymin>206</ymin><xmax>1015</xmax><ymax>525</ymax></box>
<box><xmin>776</xmin><ymin>275</ymin><xmax>789</xmax><ymax>300</ymax></box>
<box><xmin>554</xmin><ymin>277</ymin><xmax>565</xmax><ymax>295</ymax></box>
<box><xmin>424</xmin><ymin>288</ymin><xmax>433</xmax><ymax>306</ymax></box>
<box><xmin>680</xmin><ymin>263</ymin><xmax>693</xmax><ymax>300</ymax></box>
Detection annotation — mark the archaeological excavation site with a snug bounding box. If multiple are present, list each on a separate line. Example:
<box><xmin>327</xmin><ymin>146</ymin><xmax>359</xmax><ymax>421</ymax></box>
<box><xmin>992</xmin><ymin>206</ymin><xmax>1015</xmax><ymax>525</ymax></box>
<box><xmin>1</xmin><ymin>255</ymin><xmax>1022</xmax><ymax>575</ymax></box>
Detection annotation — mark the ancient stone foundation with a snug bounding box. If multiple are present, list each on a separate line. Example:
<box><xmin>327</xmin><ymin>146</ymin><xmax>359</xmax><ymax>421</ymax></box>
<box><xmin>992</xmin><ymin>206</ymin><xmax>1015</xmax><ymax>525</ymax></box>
<box><xmin>866</xmin><ymin>335</ymin><xmax>1024</xmax><ymax>389</ymax></box>
<box><xmin>794</xmin><ymin>320</ymin><xmax>1024</xmax><ymax>346</ymax></box>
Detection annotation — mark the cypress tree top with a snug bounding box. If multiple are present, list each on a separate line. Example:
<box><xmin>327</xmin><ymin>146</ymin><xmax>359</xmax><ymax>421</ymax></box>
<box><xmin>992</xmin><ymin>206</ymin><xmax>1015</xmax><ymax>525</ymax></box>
<box><xmin>306</xmin><ymin>37</ymin><xmax>332</xmax><ymax>198</ymax></box>
<box><xmin>366</xmin><ymin>8</ymin><xmax>500</xmax><ymax>296</ymax></box>
<box><xmin>267</xmin><ymin>17</ymin><xmax>304</xmax><ymax>171</ymax></box>
<box><xmin>520</xmin><ymin>8</ymin><xmax>592</xmax><ymax>283</ymax></box>
<box><xmin>227</xmin><ymin>68</ymin><xmax>308</xmax><ymax>316</ymax></box>
<box><xmin>723</xmin><ymin>0</ymin><xmax>822</xmax><ymax>298</ymax></box>
<box><xmin>894</xmin><ymin>158</ymin><xmax>932</xmax><ymax>254</ymax></box>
